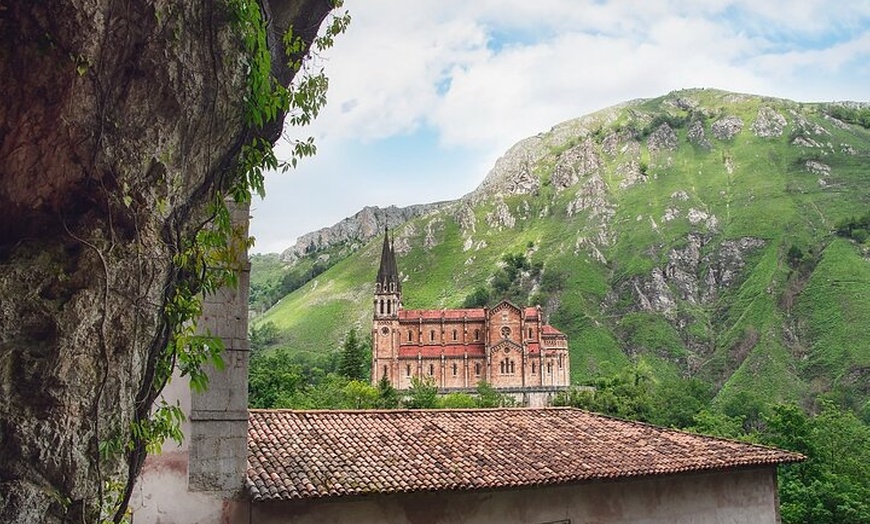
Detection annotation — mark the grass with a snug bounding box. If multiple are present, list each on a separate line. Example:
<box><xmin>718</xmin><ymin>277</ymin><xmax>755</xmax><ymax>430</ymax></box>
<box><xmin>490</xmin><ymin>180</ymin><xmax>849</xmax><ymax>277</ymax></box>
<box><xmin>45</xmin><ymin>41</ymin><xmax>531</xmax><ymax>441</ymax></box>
<box><xmin>254</xmin><ymin>90</ymin><xmax>870</xmax><ymax>407</ymax></box>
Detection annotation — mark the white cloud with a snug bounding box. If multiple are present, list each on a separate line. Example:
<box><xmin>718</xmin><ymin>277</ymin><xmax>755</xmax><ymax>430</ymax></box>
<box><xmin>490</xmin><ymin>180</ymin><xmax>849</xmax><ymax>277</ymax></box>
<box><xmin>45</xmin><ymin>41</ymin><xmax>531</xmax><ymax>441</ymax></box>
<box><xmin>251</xmin><ymin>0</ymin><xmax>870</xmax><ymax>252</ymax></box>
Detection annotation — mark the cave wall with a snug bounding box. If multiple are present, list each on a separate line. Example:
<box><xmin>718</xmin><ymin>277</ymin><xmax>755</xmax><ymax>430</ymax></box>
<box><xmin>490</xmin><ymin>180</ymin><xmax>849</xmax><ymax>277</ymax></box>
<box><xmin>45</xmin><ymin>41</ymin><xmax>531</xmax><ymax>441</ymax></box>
<box><xmin>0</xmin><ymin>1</ymin><xmax>332</xmax><ymax>522</ymax></box>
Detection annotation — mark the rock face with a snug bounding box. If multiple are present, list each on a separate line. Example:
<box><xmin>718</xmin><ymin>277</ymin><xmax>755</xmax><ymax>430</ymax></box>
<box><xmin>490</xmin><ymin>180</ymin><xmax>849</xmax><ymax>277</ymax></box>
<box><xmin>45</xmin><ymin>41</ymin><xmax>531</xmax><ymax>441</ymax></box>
<box><xmin>280</xmin><ymin>203</ymin><xmax>449</xmax><ymax>262</ymax></box>
<box><xmin>711</xmin><ymin>115</ymin><xmax>744</xmax><ymax>140</ymax></box>
<box><xmin>0</xmin><ymin>2</ymin><xmax>333</xmax><ymax>522</ymax></box>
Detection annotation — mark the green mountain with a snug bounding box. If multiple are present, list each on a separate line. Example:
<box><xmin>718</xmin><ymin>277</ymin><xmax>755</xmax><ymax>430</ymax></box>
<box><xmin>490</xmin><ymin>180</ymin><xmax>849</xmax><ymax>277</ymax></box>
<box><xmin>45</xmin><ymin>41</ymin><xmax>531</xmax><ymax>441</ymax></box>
<box><xmin>253</xmin><ymin>89</ymin><xmax>870</xmax><ymax>409</ymax></box>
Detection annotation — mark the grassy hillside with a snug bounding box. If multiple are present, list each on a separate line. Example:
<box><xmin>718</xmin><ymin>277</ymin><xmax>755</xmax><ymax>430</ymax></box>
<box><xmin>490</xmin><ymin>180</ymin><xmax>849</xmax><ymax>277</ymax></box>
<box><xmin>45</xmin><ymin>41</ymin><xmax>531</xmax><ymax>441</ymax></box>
<box><xmin>253</xmin><ymin>89</ymin><xmax>870</xmax><ymax>409</ymax></box>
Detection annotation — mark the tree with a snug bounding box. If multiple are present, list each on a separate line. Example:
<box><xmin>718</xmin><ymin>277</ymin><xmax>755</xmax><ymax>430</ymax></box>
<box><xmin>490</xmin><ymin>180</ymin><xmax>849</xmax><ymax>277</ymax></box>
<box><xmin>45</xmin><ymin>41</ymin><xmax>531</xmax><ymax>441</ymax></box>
<box><xmin>339</xmin><ymin>328</ymin><xmax>368</xmax><ymax>381</ymax></box>
<box><xmin>249</xmin><ymin>321</ymin><xmax>279</xmax><ymax>353</ymax></box>
<box><xmin>439</xmin><ymin>392</ymin><xmax>477</xmax><ymax>408</ymax></box>
<box><xmin>404</xmin><ymin>376</ymin><xmax>438</xmax><ymax>409</ymax></box>
<box><xmin>376</xmin><ymin>375</ymin><xmax>400</xmax><ymax>409</ymax></box>
<box><xmin>476</xmin><ymin>381</ymin><xmax>512</xmax><ymax>407</ymax></box>
<box><xmin>343</xmin><ymin>380</ymin><xmax>379</xmax><ymax>409</ymax></box>
<box><xmin>248</xmin><ymin>348</ymin><xmax>304</xmax><ymax>409</ymax></box>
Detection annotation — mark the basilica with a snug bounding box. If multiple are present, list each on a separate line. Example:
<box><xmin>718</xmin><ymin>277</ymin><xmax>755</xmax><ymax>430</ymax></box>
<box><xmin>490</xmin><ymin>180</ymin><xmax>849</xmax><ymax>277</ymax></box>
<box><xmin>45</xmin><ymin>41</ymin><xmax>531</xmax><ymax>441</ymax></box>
<box><xmin>371</xmin><ymin>231</ymin><xmax>570</xmax><ymax>393</ymax></box>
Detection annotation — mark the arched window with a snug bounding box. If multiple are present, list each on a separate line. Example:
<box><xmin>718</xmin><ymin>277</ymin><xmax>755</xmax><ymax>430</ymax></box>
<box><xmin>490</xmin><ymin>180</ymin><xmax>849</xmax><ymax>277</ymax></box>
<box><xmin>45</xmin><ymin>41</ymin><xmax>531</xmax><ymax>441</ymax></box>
<box><xmin>558</xmin><ymin>355</ymin><xmax>563</xmax><ymax>369</ymax></box>
<box><xmin>499</xmin><ymin>360</ymin><xmax>505</xmax><ymax>374</ymax></box>
<box><xmin>452</xmin><ymin>363</ymin><xmax>457</xmax><ymax>376</ymax></box>
<box><xmin>508</xmin><ymin>360</ymin><xmax>515</xmax><ymax>374</ymax></box>
<box><xmin>547</xmin><ymin>362</ymin><xmax>552</xmax><ymax>374</ymax></box>
<box><xmin>453</xmin><ymin>329</ymin><xmax>457</xmax><ymax>341</ymax></box>
<box><xmin>430</xmin><ymin>330</ymin><xmax>436</xmax><ymax>342</ymax></box>
<box><xmin>475</xmin><ymin>363</ymin><xmax>481</xmax><ymax>375</ymax></box>
<box><xmin>429</xmin><ymin>364</ymin><xmax>434</xmax><ymax>376</ymax></box>
<box><xmin>406</xmin><ymin>365</ymin><xmax>411</xmax><ymax>376</ymax></box>
<box><xmin>474</xmin><ymin>329</ymin><xmax>479</xmax><ymax>341</ymax></box>
<box><xmin>528</xmin><ymin>327</ymin><xmax>533</xmax><ymax>339</ymax></box>
<box><xmin>408</xmin><ymin>331</ymin><xmax>413</xmax><ymax>342</ymax></box>
<box><xmin>386</xmin><ymin>300</ymin><xmax>391</xmax><ymax>314</ymax></box>
<box><xmin>379</xmin><ymin>300</ymin><xmax>384</xmax><ymax>314</ymax></box>
<box><xmin>531</xmin><ymin>362</ymin><xmax>536</xmax><ymax>374</ymax></box>
<box><xmin>383</xmin><ymin>365</ymin><xmax>388</xmax><ymax>379</ymax></box>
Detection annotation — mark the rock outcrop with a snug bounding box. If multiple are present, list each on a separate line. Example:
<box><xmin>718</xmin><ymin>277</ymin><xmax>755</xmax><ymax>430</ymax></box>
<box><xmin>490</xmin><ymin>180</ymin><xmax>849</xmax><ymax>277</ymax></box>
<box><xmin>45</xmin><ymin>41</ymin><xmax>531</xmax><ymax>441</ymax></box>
<box><xmin>711</xmin><ymin>115</ymin><xmax>744</xmax><ymax>140</ymax></box>
<box><xmin>280</xmin><ymin>203</ymin><xmax>449</xmax><ymax>262</ymax></box>
<box><xmin>0</xmin><ymin>2</ymin><xmax>333</xmax><ymax>522</ymax></box>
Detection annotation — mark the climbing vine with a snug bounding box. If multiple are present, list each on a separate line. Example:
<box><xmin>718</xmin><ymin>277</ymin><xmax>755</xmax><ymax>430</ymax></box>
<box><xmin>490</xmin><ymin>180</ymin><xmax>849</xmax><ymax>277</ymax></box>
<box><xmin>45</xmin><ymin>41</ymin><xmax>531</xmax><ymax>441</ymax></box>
<box><xmin>99</xmin><ymin>2</ymin><xmax>349</xmax><ymax>522</ymax></box>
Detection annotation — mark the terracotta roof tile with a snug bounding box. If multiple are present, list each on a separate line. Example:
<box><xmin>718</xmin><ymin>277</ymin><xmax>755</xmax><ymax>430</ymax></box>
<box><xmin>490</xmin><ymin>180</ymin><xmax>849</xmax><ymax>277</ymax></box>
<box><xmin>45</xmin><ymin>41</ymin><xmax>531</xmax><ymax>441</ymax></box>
<box><xmin>400</xmin><ymin>309</ymin><xmax>486</xmax><ymax>320</ymax></box>
<box><xmin>246</xmin><ymin>408</ymin><xmax>802</xmax><ymax>501</ymax></box>
<box><xmin>542</xmin><ymin>325</ymin><xmax>565</xmax><ymax>336</ymax></box>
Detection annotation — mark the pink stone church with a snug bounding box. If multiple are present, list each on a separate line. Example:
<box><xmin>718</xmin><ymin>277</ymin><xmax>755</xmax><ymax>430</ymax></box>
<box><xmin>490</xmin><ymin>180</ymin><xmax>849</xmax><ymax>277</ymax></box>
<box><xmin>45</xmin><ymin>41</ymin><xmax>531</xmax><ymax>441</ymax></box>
<box><xmin>371</xmin><ymin>231</ymin><xmax>570</xmax><ymax>394</ymax></box>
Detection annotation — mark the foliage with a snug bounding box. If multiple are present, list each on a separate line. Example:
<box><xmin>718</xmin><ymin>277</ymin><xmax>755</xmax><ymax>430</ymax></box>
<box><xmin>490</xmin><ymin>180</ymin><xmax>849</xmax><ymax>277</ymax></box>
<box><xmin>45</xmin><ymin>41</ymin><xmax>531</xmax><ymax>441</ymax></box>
<box><xmin>762</xmin><ymin>402</ymin><xmax>870</xmax><ymax>524</ymax></box>
<box><xmin>250</xmin><ymin>321</ymin><xmax>279</xmax><ymax>352</ymax></box>
<box><xmin>475</xmin><ymin>381</ymin><xmax>514</xmax><ymax>407</ymax></box>
<box><xmin>439</xmin><ymin>392</ymin><xmax>478</xmax><ymax>408</ymax></box>
<box><xmin>248</xmin><ymin>348</ymin><xmax>304</xmax><ymax>408</ymax></box>
<box><xmin>375</xmin><ymin>375</ymin><xmax>400</xmax><ymax>409</ymax></box>
<box><xmin>462</xmin><ymin>252</ymin><xmax>543</xmax><ymax>307</ymax></box>
<box><xmin>826</xmin><ymin>105</ymin><xmax>870</xmax><ymax>129</ymax></box>
<box><xmin>404</xmin><ymin>376</ymin><xmax>439</xmax><ymax>409</ymax></box>
<box><xmin>834</xmin><ymin>211</ymin><xmax>870</xmax><ymax>244</ymax></box>
<box><xmin>338</xmin><ymin>328</ymin><xmax>369</xmax><ymax>381</ymax></box>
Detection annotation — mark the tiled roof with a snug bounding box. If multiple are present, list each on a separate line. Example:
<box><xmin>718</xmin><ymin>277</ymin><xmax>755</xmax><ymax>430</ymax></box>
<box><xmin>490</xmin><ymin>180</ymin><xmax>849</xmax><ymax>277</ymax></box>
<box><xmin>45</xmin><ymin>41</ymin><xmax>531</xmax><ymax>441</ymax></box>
<box><xmin>523</xmin><ymin>307</ymin><xmax>539</xmax><ymax>319</ymax></box>
<box><xmin>542</xmin><ymin>325</ymin><xmax>565</xmax><ymax>336</ymax></box>
<box><xmin>246</xmin><ymin>408</ymin><xmax>803</xmax><ymax>502</ymax></box>
<box><xmin>399</xmin><ymin>308</ymin><xmax>486</xmax><ymax>321</ymax></box>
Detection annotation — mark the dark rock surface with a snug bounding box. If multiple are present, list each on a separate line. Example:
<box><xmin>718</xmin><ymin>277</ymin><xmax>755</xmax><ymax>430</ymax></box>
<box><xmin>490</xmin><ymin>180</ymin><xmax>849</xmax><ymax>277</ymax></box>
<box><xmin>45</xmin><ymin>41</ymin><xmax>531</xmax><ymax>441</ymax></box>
<box><xmin>0</xmin><ymin>1</ymin><xmax>332</xmax><ymax>521</ymax></box>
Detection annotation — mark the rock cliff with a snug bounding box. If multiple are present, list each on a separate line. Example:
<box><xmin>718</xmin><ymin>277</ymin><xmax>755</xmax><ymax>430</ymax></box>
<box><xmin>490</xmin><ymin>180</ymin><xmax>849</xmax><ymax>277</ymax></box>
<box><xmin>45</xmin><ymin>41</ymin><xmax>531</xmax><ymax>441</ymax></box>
<box><xmin>280</xmin><ymin>202</ymin><xmax>450</xmax><ymax>262</ymax></box>
<box><xmin>0</xmin><ymin>1</ymin><xmax>333</xmax><ymax>522</ymax></box>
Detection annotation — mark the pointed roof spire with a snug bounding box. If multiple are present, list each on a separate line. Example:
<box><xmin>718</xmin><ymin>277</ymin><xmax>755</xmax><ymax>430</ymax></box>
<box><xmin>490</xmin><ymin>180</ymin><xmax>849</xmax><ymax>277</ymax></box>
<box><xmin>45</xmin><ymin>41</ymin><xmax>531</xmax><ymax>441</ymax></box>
<box><xmin>376</xmin><ymin>227</ymin><xmax>401</xmax><ymax>292</ymax></box>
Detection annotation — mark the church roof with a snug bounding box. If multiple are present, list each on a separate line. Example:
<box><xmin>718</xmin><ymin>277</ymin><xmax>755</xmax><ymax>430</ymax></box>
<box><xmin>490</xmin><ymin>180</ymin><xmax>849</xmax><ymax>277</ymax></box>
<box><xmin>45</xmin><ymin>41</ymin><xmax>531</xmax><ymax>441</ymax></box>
<box><xmin>376</xmin><ymin>229</ymin><xmax>400</xmax><ymax>292</ymax></box>
<box><xmin>542</xmin><ymin>325</ymin><xmax>565</xmax><ymax>336</ymax></box>
<box><xmin>246</xmin><ymin>408</ymin><xmax>803</xmax><ymax>502</ymax></box>
<box><xmin>399</xmin><ymin>308</ymin><xmax>486</xmax><ymax>321</ymax></box>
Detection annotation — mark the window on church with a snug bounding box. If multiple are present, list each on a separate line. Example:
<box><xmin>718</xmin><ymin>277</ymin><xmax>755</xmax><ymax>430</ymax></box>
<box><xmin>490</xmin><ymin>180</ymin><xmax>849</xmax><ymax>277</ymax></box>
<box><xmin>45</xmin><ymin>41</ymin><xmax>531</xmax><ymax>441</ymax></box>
<box><xmin>383</xmin><ymin>365</ymin><xmax>388</xmax><ymax>379</ymax></box>
<box><xmin>475</xmin><ymin>363</ymin><xmax>481</xmax><ymax>375</ymax></box>
<box><xmin>430</xmin><ymin>330</ymin><xmax>435</xmax><ymax>342</ymax></box>
<box><xmin>453</xmin><ymin>329</ymin><xmax>457</xmax><ymax>341</ymax></box>
<box><xmin>406</xmin><ymin>365</ymin><xmax>411</xmax><ymax>376</ymax></box>
<box><xmin>509</xmin><ymin>360</ymin><xmax>515</xmax><ymax>374</ymax></box>
<box><xmin>408</xmin><ymin>331</ymin><xmax>413</xmax><ymax>342</ymax></box>
<box><xmin>429</xmin><ymin>364</ymin><xmax>434</xmax><ymax>376</ymax></box>
<box><xmin>387</xmin><ymin>300</ymin><xmax>391</xmax><ymax>314</ymax></box>
<box><xmin>379</xmin><ymin>300</ymin><xmax>384</xmax><ymax>315</ymax></box>
<box><xmin>474</xmin><ymin>329</ymin><xmax>479</xmax><ymax>340</ymax></box>
<box><xmin>559</xmin><ymin>355</ymin><xmax>563</xmax><ymax>369</ymax></box>
<box><xmin>528</xmin><ymin>327</ymin><xmax>533</xmax><ymax>339</ymax></box>
<box><xmin>547</xmin><ymin>362</ymin><xmax>552</xmax><ymax>374</ymax></box>
<box><xmin>452</xmin><ymin>363</ymin><xmax>457</xmax><ymax>376</ymax></box>
<box><xmin>499</xmin><ymin>360</ymin><xmax>505</xmax><ymax>374</ymax></box>
<box><xmin>531</xmin><ymin>362</ymin><xmax>536</xmax><ymax>374</ymax></box>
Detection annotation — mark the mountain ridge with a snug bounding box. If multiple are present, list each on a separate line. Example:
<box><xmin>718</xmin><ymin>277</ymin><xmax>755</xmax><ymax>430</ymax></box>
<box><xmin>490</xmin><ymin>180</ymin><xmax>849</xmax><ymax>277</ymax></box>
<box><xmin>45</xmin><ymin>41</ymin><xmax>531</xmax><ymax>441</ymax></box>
<box><xmin>254</xmin><ymin>88</ymin><xmax>870</xmax><ymax>411</ymax></box>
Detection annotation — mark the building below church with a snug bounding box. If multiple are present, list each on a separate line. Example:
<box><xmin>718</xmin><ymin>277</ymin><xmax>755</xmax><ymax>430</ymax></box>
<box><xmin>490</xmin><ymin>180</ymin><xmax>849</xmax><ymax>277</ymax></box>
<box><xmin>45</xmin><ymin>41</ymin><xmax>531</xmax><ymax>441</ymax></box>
<box><xmin>371</xmin><ymin>231</ymin><xmax>570</xmax><ymax>397</ymax></box>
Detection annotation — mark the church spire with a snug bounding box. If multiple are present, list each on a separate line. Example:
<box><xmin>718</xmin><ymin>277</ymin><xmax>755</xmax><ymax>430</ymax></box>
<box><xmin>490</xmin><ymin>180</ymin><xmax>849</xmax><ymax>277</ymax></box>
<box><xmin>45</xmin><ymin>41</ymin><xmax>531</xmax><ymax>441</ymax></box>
<box><xmin>376</xmin><ymin>227</ymin><xmax>401</xmax><ymax>294</ymax></box>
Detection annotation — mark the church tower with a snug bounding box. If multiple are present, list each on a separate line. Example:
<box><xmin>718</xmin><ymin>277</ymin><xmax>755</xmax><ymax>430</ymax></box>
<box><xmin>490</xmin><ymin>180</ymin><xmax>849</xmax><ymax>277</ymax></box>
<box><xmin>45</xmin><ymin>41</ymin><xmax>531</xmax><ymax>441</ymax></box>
<box><xmin>374</xmin><ymin>228</ymin><xmax>401</xmax><ymax>319</ymax></box>
<box><xmin>372</xmin><ymin>229</ymin><xmax>401</xmax><ymax>385</ymax></box>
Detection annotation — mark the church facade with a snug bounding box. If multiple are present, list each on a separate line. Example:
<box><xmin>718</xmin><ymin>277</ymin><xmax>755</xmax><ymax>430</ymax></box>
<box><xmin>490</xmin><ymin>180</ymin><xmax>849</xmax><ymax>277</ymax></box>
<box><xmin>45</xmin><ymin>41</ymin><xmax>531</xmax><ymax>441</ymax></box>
<box><xmin>371</xmin><ymin>231</ymin><xmax>570</xmax><ymax>392</ymax></box>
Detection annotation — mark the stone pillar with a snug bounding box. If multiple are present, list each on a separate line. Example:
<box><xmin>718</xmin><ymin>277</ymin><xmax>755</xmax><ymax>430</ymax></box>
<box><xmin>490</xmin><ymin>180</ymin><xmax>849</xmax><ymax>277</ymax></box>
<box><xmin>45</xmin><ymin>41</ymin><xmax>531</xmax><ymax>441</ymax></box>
<box><xmin>188</xmin><ymin>201</ymin><xmax>250</xmax><ymax>494</ymax></box>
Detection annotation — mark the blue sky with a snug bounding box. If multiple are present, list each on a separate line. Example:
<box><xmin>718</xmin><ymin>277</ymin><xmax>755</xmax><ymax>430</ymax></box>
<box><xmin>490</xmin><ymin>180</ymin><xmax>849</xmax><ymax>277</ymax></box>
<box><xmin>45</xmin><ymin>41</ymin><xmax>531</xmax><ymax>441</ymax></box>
<box><xmin>250</xmin><ymin>0</ymin><xmax>870</xmax><ymax>253</ymax></box>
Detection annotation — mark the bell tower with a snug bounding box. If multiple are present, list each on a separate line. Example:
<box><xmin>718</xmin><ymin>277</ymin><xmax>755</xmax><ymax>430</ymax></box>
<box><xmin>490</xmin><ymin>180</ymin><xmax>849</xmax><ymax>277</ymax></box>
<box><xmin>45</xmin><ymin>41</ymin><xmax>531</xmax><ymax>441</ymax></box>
<box><xmin>374</xmin><ymin>228</ymin><xmax>401</xmax><ymax>319</ymax></box>
<box><xmin>372</xmin><ymin>228</ymin><xmax>401</xmax><ymax>386</ymax></box>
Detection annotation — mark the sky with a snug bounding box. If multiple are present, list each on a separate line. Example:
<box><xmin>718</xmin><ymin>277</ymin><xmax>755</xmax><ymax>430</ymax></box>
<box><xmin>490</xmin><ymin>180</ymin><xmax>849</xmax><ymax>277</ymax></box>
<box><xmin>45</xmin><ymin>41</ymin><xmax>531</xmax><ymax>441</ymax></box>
<box><xmin>250</xmin><ymin>0</ymin><xmax>870</xmax><ymax>254</ymax></box>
